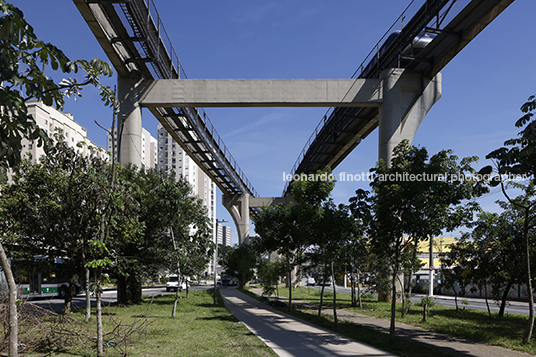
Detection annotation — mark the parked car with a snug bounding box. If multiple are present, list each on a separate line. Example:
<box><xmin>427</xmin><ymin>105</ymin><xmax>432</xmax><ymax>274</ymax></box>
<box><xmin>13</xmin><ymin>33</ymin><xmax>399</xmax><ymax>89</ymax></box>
<box><xmin>166</xmin><ymin>275</ymin><xmax>187</xmax><ymax>292</ymax></box>
<box><xmin>302</xmin><ymin>276</ymin><xmax>316</xmax><ymax>286</ymax></box>
<box><xmin>317</xmin><ymin>276</ymin><xmax>332</xmax><ymax>286</ymax></box>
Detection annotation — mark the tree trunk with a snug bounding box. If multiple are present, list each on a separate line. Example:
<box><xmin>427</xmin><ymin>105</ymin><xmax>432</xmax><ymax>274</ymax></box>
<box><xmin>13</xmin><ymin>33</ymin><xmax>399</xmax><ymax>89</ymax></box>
<box><xmin>96</xmin><ymin>266</ymin><xmax>104</xmax><ymax>357</ymax></box>
<box><xmin>331</xmin><ymin>262</ymin><xmax>338</xmax><ymax>328</ymax></box>
<box><xmin>63</xmin><ymin>273</ymin><xmax>79</xmax><ymax>315</ymax></box>
<box><xmin>498</xmin><ymin>281</ymin><xmax>513</xmax><ymax>318</ymax></box>
<box><xmin>172</xmin><ymin>291</ymin><xmax>178</xmax><ymax>317</ymax></box>
<box><xmin>287</xmin><ymin>262</ymin><xmax>292</xmax><ymax>312</ymax></box>
<box><xmin>116</xmin><ymin>272</ymin><xmax>142</xmax><ymax>305</ymax></box>
<box><xmin>523</xmin><ymin>211</ymin><xmax>534</xmax><ymax>343</ymax></box>
<box><xmin>406</xmin><ymin>242</ymin><xmax>418</xmax><ymax>314</ymax></box>
<box><xmin>85</xmin><ymin>266</ymin><xmax>91</xmax><ymax>322</ymax></box>
<box><xmin>484</xmin><ymin>285</ymin><xmax>492</xmax><ymax>319</ymax></box>
<box><xmin>422</xmin><ymin>303</ymin><xmax>428</xmax><ymax>322</ymax></box>
<box><xmin>357</xmin><ymin>269</ymin><xmax>363</xmax><ymax>309</ymax></box>
<box><xmin>0</xmin><ymin>242</ymin><xmax>18</xmax><ymax>357</ymax></box>
<box><xmin>318</xmin><ymin>282</ymin><xmax>325</xmax><ymax>318</ymax></box>
<box><xmin>389</xmin><ymin>266</ymin><xmax>397</xmax><ymax>342</ymax></box>
<box><xmin>350</xmin><ymin>267</ymin><xmax>356</xmax><ymax>308</ymax></box>
<box><xmin>399</xmin><ymin>274</ymin><xmax>406</xmax><ymax>318</ymax></box>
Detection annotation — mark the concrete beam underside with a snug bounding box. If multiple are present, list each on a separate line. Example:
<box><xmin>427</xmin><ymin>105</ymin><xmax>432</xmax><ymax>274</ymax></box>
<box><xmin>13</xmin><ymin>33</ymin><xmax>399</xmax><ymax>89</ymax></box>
<box><xmin>139</xmin><ymin>78</ymin><xmax>383</xmax><ymax>108</ymax></box>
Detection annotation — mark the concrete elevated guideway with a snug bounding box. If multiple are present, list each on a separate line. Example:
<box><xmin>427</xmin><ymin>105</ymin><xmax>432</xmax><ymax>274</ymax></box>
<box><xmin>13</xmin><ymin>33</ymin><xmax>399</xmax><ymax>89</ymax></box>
<box><xmin>284</xmin><ymin>0</ymin><xmax>514</xmax><ymax>195</ymax></box>
<box><xmin>74</xmin><ymin>0</ymin><xmax>514</xmax><ymax>245</ymax></box>
<box><xmin>73</xmin><ymin>0</ymin><xmax>262</xmax><ymax>244</ymax></box>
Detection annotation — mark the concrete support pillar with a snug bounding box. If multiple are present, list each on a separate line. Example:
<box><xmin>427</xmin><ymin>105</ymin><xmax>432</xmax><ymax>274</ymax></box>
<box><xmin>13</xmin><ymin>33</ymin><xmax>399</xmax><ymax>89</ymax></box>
<box><xmin>117</xmin><ymin>76</ymin><xmax>143</xmax><ymax>167</ymax></box>
<box><xmin>377</xmin><ymin>68</ymin><xmax>441</xmax><ymax>303</ymax></box>
<box><xmin>378</xmin><ymin>68</ymin><xmax>442</xmax><ymax>165</ymax></box>
<box><xmin>222</xmin><ymin>194</ymin><xmax>250</xmax><ymax>245</ymax></box>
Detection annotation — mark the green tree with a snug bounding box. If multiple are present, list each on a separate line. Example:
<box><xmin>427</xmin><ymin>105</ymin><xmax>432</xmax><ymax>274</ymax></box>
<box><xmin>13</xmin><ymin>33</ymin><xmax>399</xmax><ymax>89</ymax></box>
<box><xmin>0</xmin><ymin>135</ymin><xmax>133</xmax><ymax>356</ymax></box>
<box><xmin>307</xmin><ymin>201</ymin><xmax>354</xmax><ymax>327</ymax></box>
<box><xmin>482</xmin><ymin>94</ymin><xmax>536</xmax><ymax>342</ymax></box>
<box><xmin>356</xmin><ymin>140</ymin><xmax>484</xmax><ymax>341</ymax></box>
<box><xmin>0</xmin><ymin>2</ymin><xmax>115</xmax><ymax>355</ymax></box>
<box><xmin>111</xmin><ymin>167</ymin><xmax>213</xmax><ymax>305</ymax></box>
<box><xmin>256</xmin><ymin>256</ymin><xmax>286</xmax><ymax>298</ymax></box>
<box><xmin>254</xmin><ymin>202</ymin><xmax>302</xmax><ymax>311</ymax></box>
<box><xmin>339</xmin><ymin>233</ymin><xmax>370</xmax><ymax>309</ymax></box>
<box><xmin>223</xmin><ymin>244</ymin><xmax>258</xmax><ymax>289</ymax></box>
<box><xmin>1</xmin><ymin>138</ymin><xmax>123</xmax><ymax>316</ymax></box>
<box><xmin>254</xmin><ymin>169</ymin><xmax>335</xmax><ymax>312</ymax></box>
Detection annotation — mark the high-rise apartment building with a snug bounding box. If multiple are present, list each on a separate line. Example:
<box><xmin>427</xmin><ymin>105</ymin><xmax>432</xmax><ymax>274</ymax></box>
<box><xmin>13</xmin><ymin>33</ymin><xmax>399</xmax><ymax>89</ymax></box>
<box><xmin>156</xmin><ymin>123</ymin><xmax>216</xmax><ymax>224</ymax></box>
<box><xmin>217</xmin><ymin>224</ymin><xmax>232</xmax><ymax>247</ymax></box>
<box><xmin>156</xmin><ymin>123</ymin><xmax>217</xmax><ymax>279</ymax></box>
<box><xmin>21</xmin><ymin>101</ymin><xmax>107</xmax><ymax>162</ymax></box>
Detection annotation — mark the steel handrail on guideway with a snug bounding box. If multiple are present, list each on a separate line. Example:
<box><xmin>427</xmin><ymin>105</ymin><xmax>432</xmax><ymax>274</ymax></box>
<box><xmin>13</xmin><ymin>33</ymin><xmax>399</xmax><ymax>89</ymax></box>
<box><xmin>74</xmin><ymin>0</ymin><xmax>258</xmax><ymax>199</ymax></box>
<box><xmin>283</xmin><ymin>0</ymin><xmax>513</xmax><ymax>196</ymax></box>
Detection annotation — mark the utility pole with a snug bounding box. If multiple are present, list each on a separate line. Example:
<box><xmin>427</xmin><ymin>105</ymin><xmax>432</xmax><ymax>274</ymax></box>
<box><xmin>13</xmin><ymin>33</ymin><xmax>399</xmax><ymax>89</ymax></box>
<box><xmin>429</xmin><ymin>237</ymin><xmax>434</xmax><ymax>297</ymax></box>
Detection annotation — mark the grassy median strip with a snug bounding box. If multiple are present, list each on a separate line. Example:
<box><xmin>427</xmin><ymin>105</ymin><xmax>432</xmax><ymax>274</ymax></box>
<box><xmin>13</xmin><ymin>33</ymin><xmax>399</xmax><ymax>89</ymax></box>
<box><xmin>15</xmin><ymin>290</ymin><xmax>277</xmax><ymax>357</ymax></box>
<box><xmin>251</xmin><ymin>285</ymin><xmax>536</xmax><ymax>355</ymax></box>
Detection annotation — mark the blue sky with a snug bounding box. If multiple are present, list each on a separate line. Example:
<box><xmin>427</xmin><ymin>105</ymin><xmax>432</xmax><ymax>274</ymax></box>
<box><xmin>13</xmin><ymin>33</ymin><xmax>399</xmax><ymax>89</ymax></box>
<box><xmin>13</xmin><ymin>0</ymin><xmax>536</xmax><ymax>244</ymax></box>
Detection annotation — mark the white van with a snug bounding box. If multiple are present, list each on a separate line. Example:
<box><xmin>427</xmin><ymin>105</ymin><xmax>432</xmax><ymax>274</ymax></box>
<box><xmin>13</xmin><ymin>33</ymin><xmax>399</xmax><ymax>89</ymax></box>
<box><xmin>166</xmin><ymin>275</ymin><xmax>187</xmax><ymax>292</ymax></box>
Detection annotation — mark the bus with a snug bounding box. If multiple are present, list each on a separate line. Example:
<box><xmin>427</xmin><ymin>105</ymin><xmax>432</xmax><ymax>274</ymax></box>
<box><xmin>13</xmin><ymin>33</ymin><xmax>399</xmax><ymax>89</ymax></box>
<box><xmin>8</xmin><ymin>257</ymin><xmax>81</xmax><ymax>299</ymax></box>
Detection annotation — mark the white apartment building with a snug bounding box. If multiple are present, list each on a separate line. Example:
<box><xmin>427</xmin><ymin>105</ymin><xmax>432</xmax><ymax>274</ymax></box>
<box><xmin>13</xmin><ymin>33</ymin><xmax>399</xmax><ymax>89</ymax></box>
<box><xmin>156</xmin><ymin>123</ymin><xmax>216</xmax><ymax>223</ymax></box>
<box><xmin>156</xmin><ymin>123</ymin><xmax>217</xmax><ymax>278</ymax></box>
<box><xmin>21</xmin><ymin>101</ymin><xmax>107</xmax><ymax>162</ymax></box>
<box><xmin>107</xmin><ymin>127</ymin><xmax>157</xmax><ymax>170</ymax></box>
<box><xmin>217</xmin><ymin>224</ymin><xmax>232</xmax><ymax>247</ymax></box>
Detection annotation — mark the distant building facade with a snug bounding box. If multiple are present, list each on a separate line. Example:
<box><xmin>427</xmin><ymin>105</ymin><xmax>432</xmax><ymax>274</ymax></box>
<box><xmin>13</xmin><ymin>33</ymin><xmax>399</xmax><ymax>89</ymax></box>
<box><xmin>155</xmin><ymin>123</ymin><xmax>217</xmax><ymax>278</ymax></box>
<box><xmin>156</xmin><ymin>123</ymin><xmax>216</xmax><ymax>223</ymax></box>
<box><xmin>217</xmin><ymin>224</ymin><xmax>232</xmax><ymax>247</ymax></box>
<box><xmin>21</xmin><ymin>100</ymin><xmax>107</xmax><ymax>162</ymax></box>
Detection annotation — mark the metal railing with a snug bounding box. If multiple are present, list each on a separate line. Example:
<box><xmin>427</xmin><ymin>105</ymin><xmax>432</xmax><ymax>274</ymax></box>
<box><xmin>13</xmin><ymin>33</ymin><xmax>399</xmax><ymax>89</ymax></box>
<box><xmin>119</xmin><ymin>0</ymin><xmax>258</xmax><ymax>197</ymax></box>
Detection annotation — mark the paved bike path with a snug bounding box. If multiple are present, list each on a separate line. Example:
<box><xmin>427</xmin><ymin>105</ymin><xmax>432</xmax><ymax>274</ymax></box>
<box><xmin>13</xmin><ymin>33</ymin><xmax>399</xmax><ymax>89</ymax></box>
<box><xmin>220</xmin><ymin>287</ymin><xmax>394</xmax><ymax>357</ymax></box>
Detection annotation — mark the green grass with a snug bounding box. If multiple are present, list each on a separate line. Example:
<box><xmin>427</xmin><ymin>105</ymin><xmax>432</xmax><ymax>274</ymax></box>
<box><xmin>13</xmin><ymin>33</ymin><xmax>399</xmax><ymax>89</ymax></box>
<box><xmin>8</xmin><ymin>290</ymin><xmax>278</xmax><ymax>357</ymax></box>
<box><xmin>256</xmin><ymin>285</ymin><xmax>536</xmax><ymax>355</ymax></box>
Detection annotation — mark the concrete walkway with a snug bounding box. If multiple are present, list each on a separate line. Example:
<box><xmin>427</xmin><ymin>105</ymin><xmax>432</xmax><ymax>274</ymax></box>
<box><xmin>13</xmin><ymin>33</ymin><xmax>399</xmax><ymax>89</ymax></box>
<box><xmin>242</xmin><ymin>288</ymin><xmax>532</xmax><ymax>357</ymax></box>
<box><xmin>220</xmin><ymin>287</ymin><xmax>395</xmax><ymax>357</ymax></box>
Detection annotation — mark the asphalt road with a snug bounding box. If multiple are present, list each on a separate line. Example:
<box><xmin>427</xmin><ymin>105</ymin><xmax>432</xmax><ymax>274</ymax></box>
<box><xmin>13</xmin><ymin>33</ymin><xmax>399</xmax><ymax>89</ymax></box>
<box><xmin>24</xmin><ymin>283</ymin><xmax>215</xmax><ymax>312</ymax></box>
<box><xmin>24</xmin><ymin>283</ymin><xmax>532</xmax><ymax>316</ymax></box>
<box><xmin>309</xmin><ymin>284</ymin><xmax>532</xmax><ymax>315</ymax></box>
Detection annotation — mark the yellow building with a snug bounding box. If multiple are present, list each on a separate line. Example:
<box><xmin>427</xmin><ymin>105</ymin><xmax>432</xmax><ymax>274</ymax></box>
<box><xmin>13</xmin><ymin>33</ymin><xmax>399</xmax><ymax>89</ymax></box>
<box><xmin>415</xmin><ymin>237</ymin><xmax>457</xmax><ymax>269</ymax></box>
